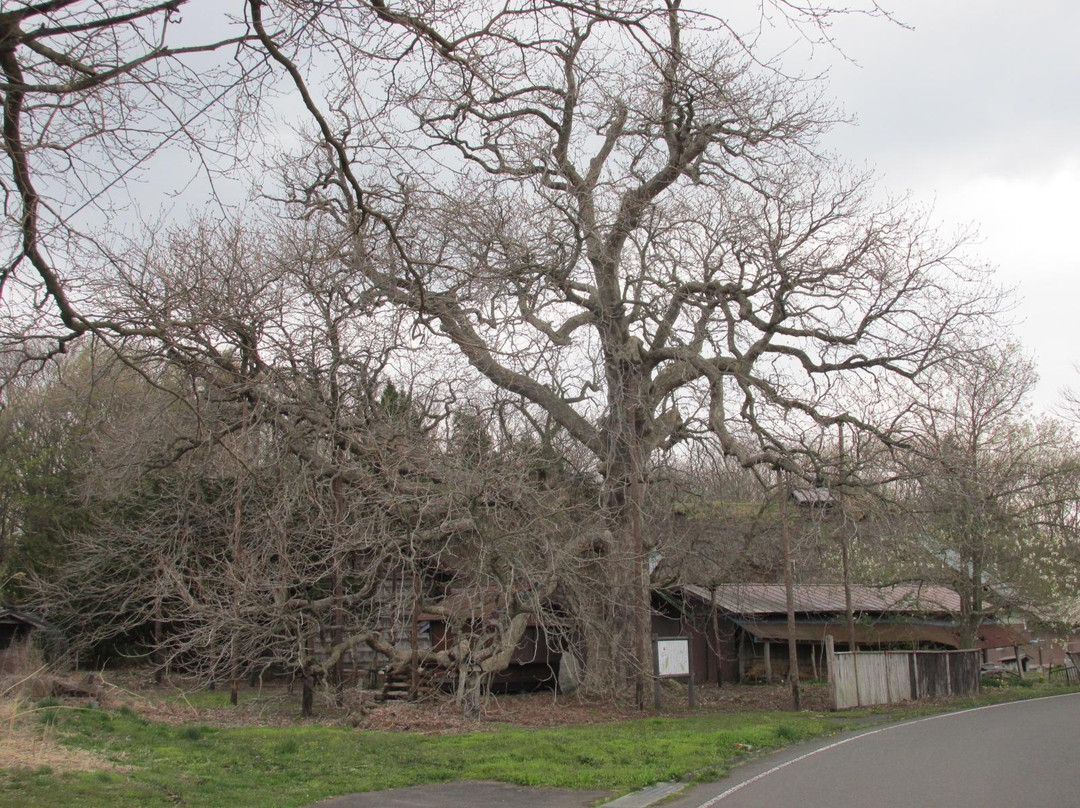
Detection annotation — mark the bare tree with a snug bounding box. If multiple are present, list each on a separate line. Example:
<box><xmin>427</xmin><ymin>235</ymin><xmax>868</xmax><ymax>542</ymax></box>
<box><xmin>32</xmin><ymin>219</ymin><xmax>603</xmax><ymax>716</ymax></box>
<box><xmin>245</xmin><ymin>1</ymin><xmax>997</xmax><ymax>698</ymax></box>
<box><xmin>4</xmin><ymin>0</ymin><xmax>1002</xmax><ymax>706</ymax></box>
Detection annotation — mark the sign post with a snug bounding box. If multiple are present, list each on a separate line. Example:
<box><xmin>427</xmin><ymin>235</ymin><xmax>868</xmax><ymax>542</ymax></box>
<box><xmin>653</xmin><ymin>636</ymin><xmax>695</xmax><ymax>710</ymax></box>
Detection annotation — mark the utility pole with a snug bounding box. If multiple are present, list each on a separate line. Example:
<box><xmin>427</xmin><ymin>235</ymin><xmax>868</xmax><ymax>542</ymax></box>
<box><xmin>780</xmin><ymin>469</ymin><xmax>801</xmax><ymax>710</ymax></box>
<box><xmin>838</xmin><ymin>424</ymin><xmax>857</xmax><ymax>653</ymax></box>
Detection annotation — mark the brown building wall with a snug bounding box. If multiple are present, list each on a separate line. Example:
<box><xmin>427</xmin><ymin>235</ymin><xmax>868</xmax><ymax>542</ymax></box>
<box><xmin>650</xmin><ymin>610</ymin><xmax>742</xmax><ymax>685</ymax></box>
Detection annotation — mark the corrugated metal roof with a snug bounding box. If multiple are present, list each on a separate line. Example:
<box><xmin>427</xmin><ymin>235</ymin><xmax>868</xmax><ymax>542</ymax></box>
<box><xmin>680</xmin><ymin>583</ymin><xmax>962</xmax><ymax>615</ymax></box>
<box><xmin>735</xmin><ymin>618</ymin><xmax>1029</xmax><ymax>651</ymax></box>
<box><xmin>736</xmin><ymin>619</ymin><xmax>960</xmax><ymax>647</ymax></box>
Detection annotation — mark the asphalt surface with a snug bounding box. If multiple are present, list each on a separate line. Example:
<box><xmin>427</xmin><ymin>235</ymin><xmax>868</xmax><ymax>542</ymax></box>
<box><xmin>308</xmin><ymin>781</ymin><xmax>612</xmax><ymax>807</ymax></box>
<box><xmin>309</xmin><ymin>693</ymin><xmax>1080</xmax><ymax>808</ymax></box>
<box><xmin>664</xmin><ymin>692</ymin><xmax>1080</xmax><ymax>808</ymax></box>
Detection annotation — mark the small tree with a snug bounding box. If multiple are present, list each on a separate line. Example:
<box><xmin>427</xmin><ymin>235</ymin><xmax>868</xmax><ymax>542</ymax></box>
<box><xmin>892</xmin><ymin>346</ymin><xmax>1080</xmax><ymax>647</ymax></box>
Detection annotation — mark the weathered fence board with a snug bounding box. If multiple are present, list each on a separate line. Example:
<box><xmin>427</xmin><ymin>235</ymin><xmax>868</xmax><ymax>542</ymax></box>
<box><xmin>854</xmin><ymin>653</ymin><xmax>890</xmax><ymax>706</ymax></box>
<box><xmin>949</xmin><ymin>651</ymin><xmax>980</xmax><ymax>696</ymax></box>
<box><xmin>827</xmin><ymin>639</ymin><xmax>979</xmax><ymax>710</ymax></box>
<box><xmin>916</xmin><ymin>652</ymin><xmax>947</xmax><ymax>699</ymax></box>
<box><xmin>831</xmin><ymin>648</ymin><xmax>859</xmax><ymax>709</ymax></box>
<box><xmin>887</xmin><ymin>653</ymin><xmax>911</xmax><ymax>702</ymax></box>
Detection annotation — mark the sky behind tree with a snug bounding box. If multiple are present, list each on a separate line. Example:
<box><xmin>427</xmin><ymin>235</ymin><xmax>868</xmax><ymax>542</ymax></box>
<box><xmin>147</xmin><ymin>1</ymin><xmax>1080</xmax><ymax>409</ymax></box>
<box><xmin>781</xmin><ymin>1</ymin><xmax>1079</xmax><ymax>409</ymax></box>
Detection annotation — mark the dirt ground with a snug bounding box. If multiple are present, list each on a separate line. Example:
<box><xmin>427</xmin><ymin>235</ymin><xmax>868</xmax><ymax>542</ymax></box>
<box><xmin>103</xmin><ymin>671</ymin><xmax>831</xmax><ymax>731</ymax></box>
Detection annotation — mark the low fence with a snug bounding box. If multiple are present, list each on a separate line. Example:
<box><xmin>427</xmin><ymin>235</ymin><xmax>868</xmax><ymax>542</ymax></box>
<box><xmin>1047</xmin><ymin>664</ymin><xmax>1078</xmax><ymax>685</ymax></box>
<box><xmin>826</xmin><ymin>635</ymin><xmax>980</xmax><ymax>710</ymax></box>
<box><xmin>1048</xmin><ymin>652</ymin><xmax>1080</xmax><ymax>685</ymax></box>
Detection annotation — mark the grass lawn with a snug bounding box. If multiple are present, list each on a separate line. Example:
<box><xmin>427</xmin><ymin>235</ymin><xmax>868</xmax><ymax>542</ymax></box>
<box><xmin>3</xmin><ymin>681</ymin><xmax>1077</xmax><ymax>808</ymax></box>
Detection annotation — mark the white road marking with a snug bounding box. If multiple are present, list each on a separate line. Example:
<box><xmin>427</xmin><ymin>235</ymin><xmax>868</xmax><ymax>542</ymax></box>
<box><xmin>694</xmin><ymin>693</ymin><xmax>1080</xmax><ymax>807</ymax></box>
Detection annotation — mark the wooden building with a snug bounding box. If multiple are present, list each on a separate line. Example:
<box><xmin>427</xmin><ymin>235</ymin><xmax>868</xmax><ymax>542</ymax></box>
<box><xmin>653</xmin><ymin>584</ymin><xmax>1029</xmax><ymax>685</ymax></box>
<box><xmin>0</xmin><ymin>607</ymin><xmax>50</xmax><ymax>650</ymax></box>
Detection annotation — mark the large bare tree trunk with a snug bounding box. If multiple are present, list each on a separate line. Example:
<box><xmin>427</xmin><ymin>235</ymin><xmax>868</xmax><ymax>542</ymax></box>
<box><xmin>580</xmin><ymin>425</ymin><xmax>651</xmax><ymax>700</ymax></box>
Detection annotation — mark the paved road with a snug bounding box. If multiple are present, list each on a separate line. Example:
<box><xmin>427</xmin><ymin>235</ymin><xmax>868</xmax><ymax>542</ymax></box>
<box><xmin>665</xmin><ymin>693</ymin><xmax>1080</xmax><ymax>808</ymax></box>
<box><xmin>308</xmin><ymin>695</ymin><xmax>1080</xmax><ymax>808</ymax></box>
<box><xmin>308</xmin><ymin>781</ymin><xmax>612</xmax><ymax>808</ymax></box>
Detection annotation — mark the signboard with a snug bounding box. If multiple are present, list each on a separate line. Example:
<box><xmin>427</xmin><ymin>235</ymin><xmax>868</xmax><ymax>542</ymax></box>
<box><xmin>655</xmin><ymin>637</ymin><xmax>691</xmax><ymax>678</ymax></box>
<box><xmin>653</xmin><ymin>636</ymin><xmax>696</xmax><ymax>710</ymax></box>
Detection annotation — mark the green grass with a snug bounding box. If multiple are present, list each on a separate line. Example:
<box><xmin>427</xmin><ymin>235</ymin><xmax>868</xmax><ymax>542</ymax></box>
<box><xmin>0</xmin><ymin>706</ymin><xmax>839</xmax><ymax>808</ymax></box>
<box><xmin>4</xmin><ymin>683</ymin><xmax>1079</xmax><ymax>808</ymax></box>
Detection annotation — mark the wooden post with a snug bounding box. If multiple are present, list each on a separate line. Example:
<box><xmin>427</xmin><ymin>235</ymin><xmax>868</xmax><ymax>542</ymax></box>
<box><xmin>710</xmin><ymin>587</ymin><xmax>723</xmax><ymax>689</ymax></box>
<box><xmin>852</xmin><ymin>645</ymin><xmax>861</xmax><ymax>707</ymax></box>
<box><xmin>945</xmin><ymin>651</ymin><xmax>952</xmax><ymax>696</ymax></box>
<box><xmin>688</xmin><ymin>639</ymin><xmax>697</xmax><ymax>709</ymax></box>
<box><xmin>764</xmin><ymin>641</ymin><xmax>773</xmax><ymax>683</ymax></box>
<box><xmin>738</xmin><ymin>633</ymin><xmax>747</xmax><ymax>681</ymax></box>
<box><xmin>825</xmin><ymin>634</ymin><xmax>837</xmax><ymax>711</ymax></box>
<box><xmin>884</xmin><ymin>651</ymin><xmax>892</xmax><ymax>704</ymax></box>
<box><xmin>912</xmin><ymin>653</ymin><xmax>920</xmax><ymax>700</ymax></box>
<box><xmin>653</xmin><ymin>639</ymin><xmax>662</xmax><ymax>711</ymax></box>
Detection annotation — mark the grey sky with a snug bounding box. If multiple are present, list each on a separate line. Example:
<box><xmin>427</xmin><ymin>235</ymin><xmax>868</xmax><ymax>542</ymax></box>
<box><xmin>823</xmin><ymin>2</ymin><xmax>1079</xmax><ymax>179</ymax></box>
<box><xmin>801</xmin><ymin>1</ymin><xmax>1080</xmax><ymax>408</ymax></box>
<box><xmin>150</xmin><ymin>1</ymin><xmax>1080</xmax><ymax>408</ymax></box>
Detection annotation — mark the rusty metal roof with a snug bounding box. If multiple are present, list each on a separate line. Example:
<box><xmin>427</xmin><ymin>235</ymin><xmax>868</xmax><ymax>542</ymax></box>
<box><xmin>735</xmin><ymin>618</ymin><xmax>1029</xmax><ymax>651</ymax></box>
<box><xmin>680</xmin><ymin>583</ymin><xmax>962</xmax><ymax>615</ymax></box>
<box><xmin>737</xmin><ymin>619</ymin><xmax>959</xmax><ymax>647</ymax></box>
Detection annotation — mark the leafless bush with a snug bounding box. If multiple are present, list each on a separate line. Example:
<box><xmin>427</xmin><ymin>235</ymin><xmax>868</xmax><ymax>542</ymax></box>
<box><xmin>0</xmin><ymin>639</ymin><xmax>44</xmax><ymax>678</ymax></box>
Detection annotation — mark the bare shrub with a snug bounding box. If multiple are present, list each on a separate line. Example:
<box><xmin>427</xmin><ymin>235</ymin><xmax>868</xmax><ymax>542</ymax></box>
<box><xmin>0</xmin><ymin>639</ymin><xmax>45</xmax><ymax>677</ymax></box>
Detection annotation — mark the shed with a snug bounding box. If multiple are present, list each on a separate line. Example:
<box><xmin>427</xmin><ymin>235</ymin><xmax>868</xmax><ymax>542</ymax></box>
<box><xmin>663</xmin><ymin>584</ymin><xmax>1029</xmax><ymax>685</ymax></box>
<box><xmin>0</xmin><ymin>607</ymin><xmax>50</xmax><ymax>650</ymax></box>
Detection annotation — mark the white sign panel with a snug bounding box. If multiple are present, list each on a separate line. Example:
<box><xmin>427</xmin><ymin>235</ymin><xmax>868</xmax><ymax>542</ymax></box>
<box><xmin>656</xmin><ymin>638</ymin><xmax>690</xmax><ymax>678</ymax></box>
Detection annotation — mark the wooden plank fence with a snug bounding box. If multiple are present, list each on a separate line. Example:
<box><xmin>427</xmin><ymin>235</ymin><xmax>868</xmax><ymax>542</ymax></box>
<box><xmin>826</xmin><ymin>635</ymin><xmax>980</xmax><ymax>710</ymax></box>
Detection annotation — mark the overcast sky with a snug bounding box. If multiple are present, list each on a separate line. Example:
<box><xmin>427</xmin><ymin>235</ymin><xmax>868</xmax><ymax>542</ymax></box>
<box><xmin>159</xmin><ymin>1</ymin><xmax>1079</xmax><ymax>410</ymax></box>
<box><xmin>745</xmin><ymin>0</ymin><xmax>1080</xmax><ymax>410</ymax></box>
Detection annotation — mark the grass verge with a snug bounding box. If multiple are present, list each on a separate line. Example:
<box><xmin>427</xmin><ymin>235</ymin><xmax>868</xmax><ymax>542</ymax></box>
<box><xmin>3</xmin><ymin>683</ymin><xmax>1078</xmax><ymax>808</ymax></box>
